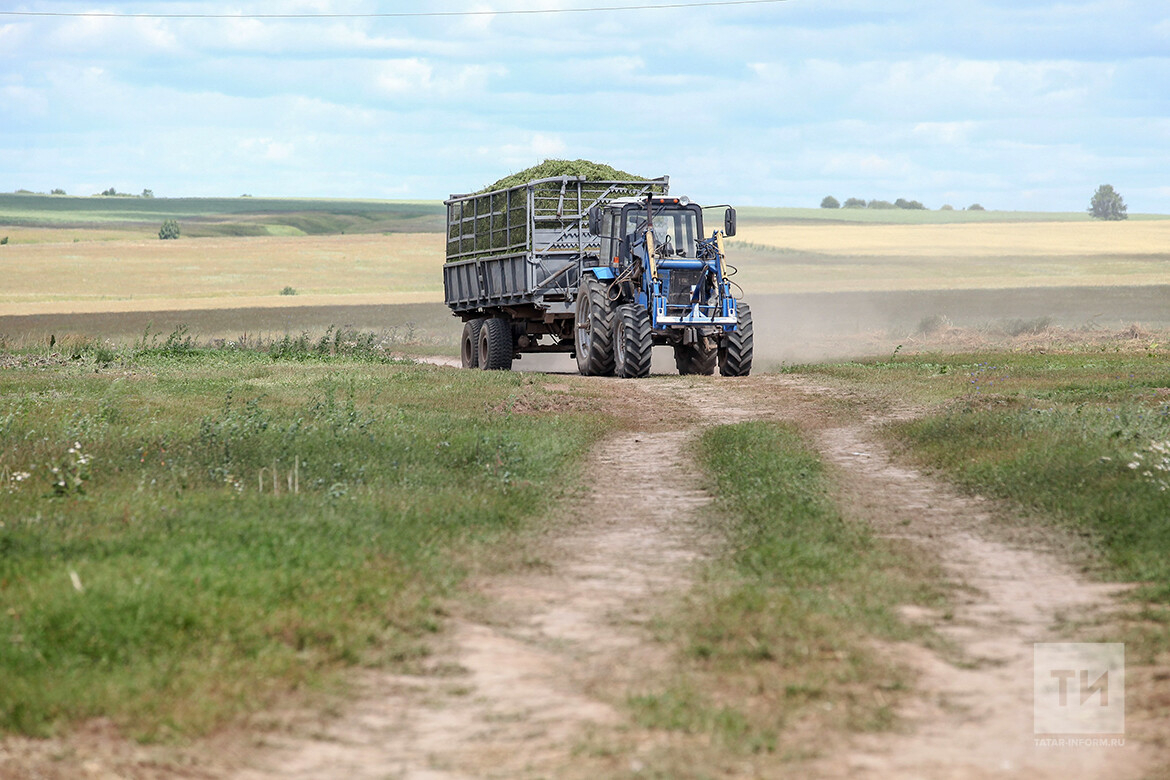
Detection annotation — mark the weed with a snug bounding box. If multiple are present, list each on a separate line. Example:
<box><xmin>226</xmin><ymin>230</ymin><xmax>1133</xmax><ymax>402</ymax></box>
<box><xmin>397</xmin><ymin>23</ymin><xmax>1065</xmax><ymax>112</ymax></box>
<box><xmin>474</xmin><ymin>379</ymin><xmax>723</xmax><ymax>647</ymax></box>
<box><xmin>0</xmin><ymin>353</ymin><xmax>603</xmax><ymax>739</ymax></box>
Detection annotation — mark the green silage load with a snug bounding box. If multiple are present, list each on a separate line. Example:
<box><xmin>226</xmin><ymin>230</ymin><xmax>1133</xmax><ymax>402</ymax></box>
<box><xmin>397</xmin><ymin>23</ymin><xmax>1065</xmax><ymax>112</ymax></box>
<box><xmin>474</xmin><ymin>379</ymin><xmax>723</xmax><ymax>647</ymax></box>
<box><xmin>447</xmin><ymin>160</ymin><xmax>663</xmax><ymax>262</ymax></box>
<box><xmin>478</xmin><ymin>159</ymin><xmax>648</xmax><ymax>193</ymax></box>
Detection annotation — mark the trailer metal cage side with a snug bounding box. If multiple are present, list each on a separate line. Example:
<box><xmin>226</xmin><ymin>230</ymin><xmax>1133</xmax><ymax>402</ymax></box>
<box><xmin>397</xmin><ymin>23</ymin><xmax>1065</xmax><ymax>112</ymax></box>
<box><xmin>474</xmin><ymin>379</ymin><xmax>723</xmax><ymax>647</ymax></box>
<box><xmin>443</xmin><ymin>176</ymin><xmax>667</xmax><ymax>317</ymax></box>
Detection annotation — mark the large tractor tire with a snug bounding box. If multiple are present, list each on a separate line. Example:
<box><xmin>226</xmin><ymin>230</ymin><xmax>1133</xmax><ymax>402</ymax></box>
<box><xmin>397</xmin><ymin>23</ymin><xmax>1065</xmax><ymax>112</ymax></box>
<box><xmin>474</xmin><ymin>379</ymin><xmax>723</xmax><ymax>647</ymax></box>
<box><xmin>674</xmin><ymin>338</ymin><xmax>717</xmax><ymax>376</ymax></box>
<box><xmin>718</xmin><ymin>302</ymin><xmax>753</xmax><ymax>377</ymax></box>
<box><xmin>614</xmin><ymin>304</ymin><xmax>653</xmax><ymax>379</ymax></box>
<box><xmin>478</xmin><ymin>317</ymin><xmax>514</xmax><ymax>371</ymax></box>
<box><xmin>574</xmin><ymin>276</ymin><xmax>615</xmax><ymax>376</ymax></box>
<box><xmin>461</xmin><ymin>318</ymin><xmax>485</xmax><ymax>368</ymax></box>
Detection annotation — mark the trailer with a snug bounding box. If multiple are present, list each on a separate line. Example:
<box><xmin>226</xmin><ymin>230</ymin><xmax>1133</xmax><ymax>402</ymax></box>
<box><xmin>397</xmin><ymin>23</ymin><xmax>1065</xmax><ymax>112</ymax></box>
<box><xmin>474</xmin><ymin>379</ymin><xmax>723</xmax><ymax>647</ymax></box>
<box><xmin>443</xmin><ymin>174</ymin><xmax>752</xmax><ymax>377</ymax></box>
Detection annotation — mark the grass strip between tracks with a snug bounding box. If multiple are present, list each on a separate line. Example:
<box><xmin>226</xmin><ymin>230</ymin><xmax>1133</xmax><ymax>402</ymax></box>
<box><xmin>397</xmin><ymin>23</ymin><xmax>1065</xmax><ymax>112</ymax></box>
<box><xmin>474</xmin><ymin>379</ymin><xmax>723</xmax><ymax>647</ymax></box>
<box><xmin>0</xmin><ymin>347</ymin><xmax>603</xmax><ymax>741</ymax></box>
<box><xmin>625</xmin><ymin>421</ymin><xmax>941</xmax><ymax>768</ymax></box>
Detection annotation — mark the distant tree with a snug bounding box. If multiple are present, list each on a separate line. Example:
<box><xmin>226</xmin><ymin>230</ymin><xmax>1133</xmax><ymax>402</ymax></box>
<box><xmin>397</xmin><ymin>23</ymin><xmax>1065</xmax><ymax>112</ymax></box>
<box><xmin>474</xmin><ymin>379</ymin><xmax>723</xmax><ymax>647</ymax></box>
<box><xmin>0</xmin><ymin>236</ymin><xmax>8</xmax><ymax>245</ymax></box>
<box><xmin>102</xmin><ymin>187</ymin><xmax>118</xmax><ymax>196</ymax></box>
<box><xmin>158</xmin><ymin>219</ymin><xmax>181</xmax><ymax>240</ymax></box>
<box><xmin>867</xmin><ymin>199</ymin><xmax>896</xmax><ymax>209</ymax></box>
<box><xmin>968</xmin><ymin>203</ymin><xmax>985</xmax><ymax>211</ymax></box>
<box><xmin>51</xmin><ymin>188</ymin><xmax>66</xmax><ymax>195</ymax></box>
<box><xmin>940</xmin><ymin>204</ymin><xmax>955</xmax><ymax>211</ymax></box>
<box><xmin>1089</xmin><ymin>184</ymin><xmax>1127</xmax><ymax>221</ymax></box>
<box><xmin>895</xmin><ymin>198</ymin><xmax>926</xmax><ymax>210</ymax></box>
<box><xmin>141</xmin><ymin>188</ymin><xmax>154</xmax><ymax>198</ymax></box>
<box><xmin>843</xmin><ymin>197</ymin><xmax>866</xmax><ymax>208</ymax></box>
<box><xmin>820</xmin><ymin>195</ymin><xmax>840</xmax><ymax>209</ymax></box>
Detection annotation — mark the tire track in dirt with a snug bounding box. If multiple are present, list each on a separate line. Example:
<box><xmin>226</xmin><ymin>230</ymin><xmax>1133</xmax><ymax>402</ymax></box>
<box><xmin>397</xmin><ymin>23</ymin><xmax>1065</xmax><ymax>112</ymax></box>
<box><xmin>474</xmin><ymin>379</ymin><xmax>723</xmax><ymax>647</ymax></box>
<box><xmin>758</xmin><ymin>375</ymin><xmax>1155</xmax><ymax>779</ymax></box>
<box><xmin>235</xmin><ymin>419</ymin><xmax>716</xmax><ymax>779</ymax></box>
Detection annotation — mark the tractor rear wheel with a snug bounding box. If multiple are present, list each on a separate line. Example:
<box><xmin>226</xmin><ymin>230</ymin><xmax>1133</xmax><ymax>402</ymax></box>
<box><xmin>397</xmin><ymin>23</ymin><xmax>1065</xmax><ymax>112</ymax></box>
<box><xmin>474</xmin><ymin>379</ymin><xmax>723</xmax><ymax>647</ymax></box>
<box><xmin>575</xmin><ymin>276</ymin><xmax>615</xmax><ymax>376</ymax></box>
<box><xmin>478</xmin><ymin>317</ymin><xmax>514</xmax><ymax>371</ymax></box>
<box><xmin>461</xmin><ymin>318</ymin><xmax>485</xmax><ymax>368</ymax></box>
<box><xmin>674</xmin><ymin>338</ymin><xmax>717</xmax><ymax>376</ymax></box>
<box><xmin>615</xmin><ymin>304</ymin><xmax>652</xmax><ymax>379</ymax></box>
<box><xmin>718</xmin><ymin>302</ymin><xmax>753</xmax><ymax>377</ymax></box>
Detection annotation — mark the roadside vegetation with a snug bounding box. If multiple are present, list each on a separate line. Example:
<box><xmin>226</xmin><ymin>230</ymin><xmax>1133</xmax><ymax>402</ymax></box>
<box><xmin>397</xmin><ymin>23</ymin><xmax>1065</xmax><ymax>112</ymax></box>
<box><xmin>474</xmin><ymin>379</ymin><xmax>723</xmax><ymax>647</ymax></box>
<box><xmin>622</xmin><ymin>422</ymin><xmax>942</xmax><ymax>771</ymax></box>
<box><xmin>796</xmin><ymin>350</ymin><xmax>1170</xmax><ymax>605</ymax></box>
<box><xmin>0</xmin><ymin>339</ymin><xmax>605</xmax><ymax>740</ymax></box>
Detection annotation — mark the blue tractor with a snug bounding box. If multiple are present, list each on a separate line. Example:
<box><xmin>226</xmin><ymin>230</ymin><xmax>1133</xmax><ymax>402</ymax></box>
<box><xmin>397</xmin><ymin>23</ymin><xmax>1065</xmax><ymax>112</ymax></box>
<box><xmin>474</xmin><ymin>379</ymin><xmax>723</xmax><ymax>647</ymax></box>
<box><xmin>443</xmin><ymin>175</ymin><xmax>752</xmax><ymax>377</ymax></box>
<box><xmin>578</xmin><ymin>195</ymin><xmax>753</xmax><ymax>377</ymax></box>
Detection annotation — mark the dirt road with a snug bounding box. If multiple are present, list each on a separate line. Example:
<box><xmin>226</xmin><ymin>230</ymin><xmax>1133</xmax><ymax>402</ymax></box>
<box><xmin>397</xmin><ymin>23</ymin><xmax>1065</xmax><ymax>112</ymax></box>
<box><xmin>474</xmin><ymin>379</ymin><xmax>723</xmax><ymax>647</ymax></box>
<box><xmin>3</xmin><ymin>373</ymin><xmax>1160</xmax><ymax>778</ymax></box>
<box><xmin>227</xmin><ymin>374</ymin><xmax>1155</xmax><ymax>779</ymax></box>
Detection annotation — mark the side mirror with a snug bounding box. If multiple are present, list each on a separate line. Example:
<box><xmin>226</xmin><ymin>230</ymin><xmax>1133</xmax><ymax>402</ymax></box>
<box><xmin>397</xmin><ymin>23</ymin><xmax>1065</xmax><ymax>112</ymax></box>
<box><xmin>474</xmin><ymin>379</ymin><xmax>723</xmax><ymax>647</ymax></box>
<box><xmin>588</xmin><ymin>206</ymin><xmax>602</xmax><ymax>236</ymax></box>
<box><xmin>724</xmin><ymin>207</ymin><xmax>737</xmax><ymax>238</ymax></box>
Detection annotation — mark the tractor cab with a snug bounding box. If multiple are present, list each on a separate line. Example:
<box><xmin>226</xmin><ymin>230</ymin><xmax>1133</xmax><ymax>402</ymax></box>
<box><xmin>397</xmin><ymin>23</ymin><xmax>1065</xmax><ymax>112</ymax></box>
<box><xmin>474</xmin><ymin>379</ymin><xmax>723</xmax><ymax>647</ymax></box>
<box><xmin>590</xmin><ymin>197</ymin><xmax>736</xmax><ymax>270</ymax></box>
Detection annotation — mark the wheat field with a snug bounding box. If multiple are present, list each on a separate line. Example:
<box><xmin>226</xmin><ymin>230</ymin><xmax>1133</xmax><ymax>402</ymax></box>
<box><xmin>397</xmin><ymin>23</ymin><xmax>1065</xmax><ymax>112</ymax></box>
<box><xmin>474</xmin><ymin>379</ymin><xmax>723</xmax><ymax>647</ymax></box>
<box><xmin>2</xmin><ymin>218</ymin><xmax>1167</xmax><ymax>317</ymax></box>
<box><xmin>0</xmin><ymin>233</ymin><xmax>448</xmax><ymax>315</ymax></box>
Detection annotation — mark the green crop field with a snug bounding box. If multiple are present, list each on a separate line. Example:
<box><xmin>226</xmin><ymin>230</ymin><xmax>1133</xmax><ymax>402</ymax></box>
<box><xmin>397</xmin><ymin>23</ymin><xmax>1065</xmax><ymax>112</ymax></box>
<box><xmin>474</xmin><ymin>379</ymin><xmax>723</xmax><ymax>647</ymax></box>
<box><xmin>0</xmin><ymin>193</ymin><xmax>445</xmax><ymax>241</ymax></box>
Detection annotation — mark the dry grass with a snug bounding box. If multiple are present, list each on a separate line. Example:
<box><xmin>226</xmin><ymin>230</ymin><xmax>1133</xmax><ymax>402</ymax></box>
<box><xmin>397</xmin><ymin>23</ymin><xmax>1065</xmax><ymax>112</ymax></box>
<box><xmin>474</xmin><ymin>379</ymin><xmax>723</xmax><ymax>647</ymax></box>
<box><xmin>0</xmin><ymin>233</ymin><xmax>446</xmax><ymax>313</ymax></box>
<box><xmin>4</xmin><ymin>219</ymin><xmax>1170</xmax><ymax>321</ymax></box>
<box><xmin>735</xmin><ymin>220</ymin><xmax>1170</xmax><ymax>257</ymax></box>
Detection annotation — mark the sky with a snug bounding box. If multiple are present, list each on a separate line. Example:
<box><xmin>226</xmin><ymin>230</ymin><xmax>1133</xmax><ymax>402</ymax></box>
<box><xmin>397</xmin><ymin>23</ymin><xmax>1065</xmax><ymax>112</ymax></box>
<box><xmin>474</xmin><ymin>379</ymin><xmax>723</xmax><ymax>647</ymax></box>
<box><xmin>2</xmin><ymin>0</ymin><xmax>1168</xmax><ymax>211</ymax></box>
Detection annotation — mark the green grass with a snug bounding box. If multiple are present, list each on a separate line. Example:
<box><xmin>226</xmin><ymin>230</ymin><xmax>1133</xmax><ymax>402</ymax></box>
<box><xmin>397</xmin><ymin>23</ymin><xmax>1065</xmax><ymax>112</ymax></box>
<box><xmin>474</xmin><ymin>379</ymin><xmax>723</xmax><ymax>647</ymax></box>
<box><xmin>0</xmin><ymin>345</ymin><xmax>604</xmax><ymax>740</ymax></box>
<box><xmin>626</xmin><ymin>422</ymin><xmax>939</xmax><ymax>767</ymax></box>
<box><xmin>797</xmin><ymin>351</ymin><xmax>1170</xmax><ymax>600</ymax></box>
<box><xmin>0</xmin><ymin>193</ymin><xmax>446</xmax><ymax>235</ymax></box>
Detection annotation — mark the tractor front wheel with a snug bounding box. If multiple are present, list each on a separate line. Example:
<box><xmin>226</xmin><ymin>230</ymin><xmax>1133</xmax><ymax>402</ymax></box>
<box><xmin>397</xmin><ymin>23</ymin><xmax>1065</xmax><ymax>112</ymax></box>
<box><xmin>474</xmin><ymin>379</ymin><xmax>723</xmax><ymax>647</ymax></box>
<box><xmin>615</xmin><ymin>304</ymin><xmax>652</xmax><ymax>379</ymax></box>
<box><xmin>718</xmin><ymin>302</ymin><xmax>753</xmax><ymax>377</ymax></box>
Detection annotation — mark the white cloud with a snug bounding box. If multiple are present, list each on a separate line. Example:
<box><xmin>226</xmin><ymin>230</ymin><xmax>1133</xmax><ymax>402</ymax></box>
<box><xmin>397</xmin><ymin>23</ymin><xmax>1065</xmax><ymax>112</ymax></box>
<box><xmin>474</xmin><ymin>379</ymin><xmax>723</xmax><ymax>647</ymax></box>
<box><xmin>375</xmin><ymin>58</ymin><xmax>505</xmax><ymax>98</ymax></box>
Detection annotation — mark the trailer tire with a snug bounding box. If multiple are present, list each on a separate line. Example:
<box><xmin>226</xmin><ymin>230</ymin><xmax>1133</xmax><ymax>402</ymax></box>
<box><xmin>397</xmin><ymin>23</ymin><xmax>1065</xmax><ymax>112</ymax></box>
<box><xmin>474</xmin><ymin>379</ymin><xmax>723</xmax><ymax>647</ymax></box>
<box><xmin>461</xmin><ymin>318</ymin><xmax>485</xmax><ymax>368</ymax></box>
<box><xmin>674</xmin><ymin>339</ymin><xmax>717</xmax><ymax>376</ymax></box>
<box><xmin>575</xmin><ymin>276</ymin><xmax>615</xmax><ymax>376</ymax></box>
<box><xmin>718</xmin><ymin>302</ymin><xmax>753</xmax><ymax>377</ymax></box>
<box><xmin>478</xmin><ymin>317</ymin><xmax>514</xmax><ymax>371</ymax></box>
<box><xmin>615</xmin><ymin>304</ymin><xmax>652</xmax><ymax>379</ymax></box>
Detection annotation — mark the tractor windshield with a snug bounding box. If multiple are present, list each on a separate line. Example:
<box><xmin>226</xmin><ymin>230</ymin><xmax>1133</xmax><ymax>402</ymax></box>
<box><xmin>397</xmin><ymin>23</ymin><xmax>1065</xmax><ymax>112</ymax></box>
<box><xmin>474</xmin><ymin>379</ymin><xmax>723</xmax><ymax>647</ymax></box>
<box><xmin>625</xmin><ymin>208</ymin><xmax>699</xmax><ymax>258</ymax></box>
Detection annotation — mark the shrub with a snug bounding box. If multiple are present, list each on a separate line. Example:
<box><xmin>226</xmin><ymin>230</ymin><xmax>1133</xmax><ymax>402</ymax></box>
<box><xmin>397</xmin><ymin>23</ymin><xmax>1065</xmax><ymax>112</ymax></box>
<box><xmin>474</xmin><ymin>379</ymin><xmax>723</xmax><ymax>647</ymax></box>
<box><xmin>280</xmin><ymin>286</ymin><xmax>297</xmax><ymax>296</ymax></box>
<box><xmin>0</xmin><ymin>237</ymin><xmax>7</xmax><ymax>245</ymax></box>
<box><xmin>820</xmin><ymin>195</ymin><xmax>840</xmax><ymax>209</ymax></box>
<box><xmin>843</xmin><ymin>197</ymin><xmax>866</xmax><ymax>208</ymax></box>
<box><xmin>968</xmin><ymin>203</ymin><xmax>985</xmax><ymax>211</ymax></box>
<box><xmin>50</xmin><ymin>188</ymin><xmax>66</xmax><ymax>195</ymax></box>
<box><xmin>158</xmin><ymin>219</ymin><xmax>181</xmax><ymax>240</ymax></box>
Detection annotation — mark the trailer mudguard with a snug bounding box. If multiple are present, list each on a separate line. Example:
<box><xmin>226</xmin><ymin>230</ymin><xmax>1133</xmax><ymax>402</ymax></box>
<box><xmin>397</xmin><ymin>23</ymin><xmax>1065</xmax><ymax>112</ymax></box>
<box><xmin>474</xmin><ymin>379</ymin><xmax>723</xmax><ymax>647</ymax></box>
<box><xmin>583</xmin><ymin>267</ymin><xmax>616</xmax><ymax>281</ymax></box>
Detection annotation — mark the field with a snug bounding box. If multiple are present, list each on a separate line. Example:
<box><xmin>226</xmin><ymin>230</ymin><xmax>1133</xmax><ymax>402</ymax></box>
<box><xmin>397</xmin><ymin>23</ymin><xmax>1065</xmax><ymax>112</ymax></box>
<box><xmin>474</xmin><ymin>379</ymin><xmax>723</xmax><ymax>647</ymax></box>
<box><xmin>2</xmin><ymin>196</ymin><xmax>1170</xmax><ymax>778</ymax></box>
<box><xmin>0</xmin><ymin>234</ymin><xmax>443</xmax><ymax>313</ymax></box>
<box><xmin>0</xmin><ymin>193</ymin><xmax>444</xmax><ymax>239</ymax></box>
